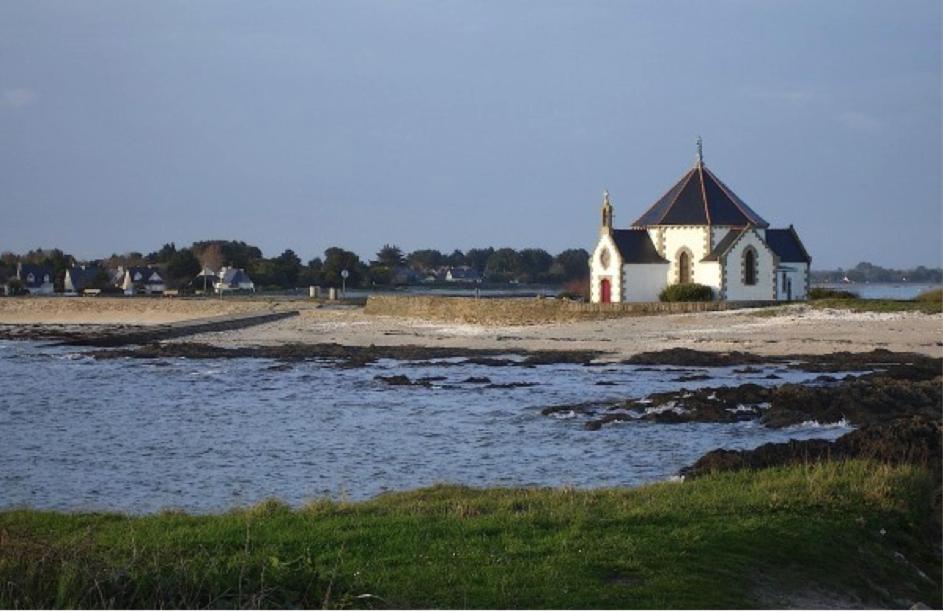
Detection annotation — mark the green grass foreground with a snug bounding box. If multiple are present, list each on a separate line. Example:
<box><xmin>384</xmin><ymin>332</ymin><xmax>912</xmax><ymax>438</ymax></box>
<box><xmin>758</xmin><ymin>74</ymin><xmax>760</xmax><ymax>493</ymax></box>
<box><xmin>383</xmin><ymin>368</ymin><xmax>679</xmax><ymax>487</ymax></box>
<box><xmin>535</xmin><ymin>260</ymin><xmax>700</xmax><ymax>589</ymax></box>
<box><xmin>1</xmin><ymin>462</ymin><xmax>940</xmax><ymax>609</ymax></box>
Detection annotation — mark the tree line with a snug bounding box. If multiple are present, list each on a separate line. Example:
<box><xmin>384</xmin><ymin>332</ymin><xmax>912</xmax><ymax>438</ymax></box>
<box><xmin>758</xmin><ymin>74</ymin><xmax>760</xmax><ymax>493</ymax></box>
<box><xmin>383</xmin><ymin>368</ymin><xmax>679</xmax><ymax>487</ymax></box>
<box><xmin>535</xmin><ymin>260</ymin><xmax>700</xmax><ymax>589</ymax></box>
<box><xmin>0</xmin><ymin>242</ymin><xmax>592</xmax><ymax>291</ymax></box>
<box><xmin>810</xmin><ymin>262</ymin><xmax>942</xmax><ymax>284</ymax></box>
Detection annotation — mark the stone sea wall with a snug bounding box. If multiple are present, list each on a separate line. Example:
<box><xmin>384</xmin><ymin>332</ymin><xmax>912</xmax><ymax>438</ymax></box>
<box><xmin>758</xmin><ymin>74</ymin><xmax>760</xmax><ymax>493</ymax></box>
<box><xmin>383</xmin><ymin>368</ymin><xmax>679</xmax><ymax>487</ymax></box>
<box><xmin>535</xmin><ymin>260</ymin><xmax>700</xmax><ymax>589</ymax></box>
<box><xmin>363</xmin><ymin>295</ymin><xmax>768</xmax><ymax>325</ymax></box>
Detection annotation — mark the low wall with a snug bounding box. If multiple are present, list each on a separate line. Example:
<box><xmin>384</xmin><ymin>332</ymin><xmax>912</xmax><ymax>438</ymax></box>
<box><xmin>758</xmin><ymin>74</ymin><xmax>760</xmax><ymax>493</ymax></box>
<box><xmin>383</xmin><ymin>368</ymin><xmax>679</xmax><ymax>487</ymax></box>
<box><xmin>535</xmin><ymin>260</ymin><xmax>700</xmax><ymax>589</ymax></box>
<box><xmin>364</xmin><ymin>295</ymin><xmax>770</xmax><ymax>325</ymax></box>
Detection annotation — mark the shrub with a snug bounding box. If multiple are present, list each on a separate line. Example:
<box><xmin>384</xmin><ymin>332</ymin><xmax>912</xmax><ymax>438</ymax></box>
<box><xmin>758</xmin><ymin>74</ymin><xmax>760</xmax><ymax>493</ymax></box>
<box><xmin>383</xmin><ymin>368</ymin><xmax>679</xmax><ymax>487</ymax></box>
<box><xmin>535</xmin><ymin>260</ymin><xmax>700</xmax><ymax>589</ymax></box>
<box><xmin>808</xmin><ymin>287</ymin><xmax>858</xmax><ymax>300</ymax></box>
<box><xmin>659</xmin><ymin>283</ymin><xmax>713</xmax><ymax>302</ymax></box>
<box><xmin>915</xmin><ymin>288</ymin><xmax>942</xmax><ymax>303</ymax></box>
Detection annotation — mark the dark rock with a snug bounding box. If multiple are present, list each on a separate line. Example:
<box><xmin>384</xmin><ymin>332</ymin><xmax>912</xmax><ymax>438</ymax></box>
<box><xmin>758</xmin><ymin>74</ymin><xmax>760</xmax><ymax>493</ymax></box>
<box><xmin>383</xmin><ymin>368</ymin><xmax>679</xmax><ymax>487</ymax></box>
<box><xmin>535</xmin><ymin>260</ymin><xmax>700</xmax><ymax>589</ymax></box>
<box><xmin>462</xmin><ymin>376</ymin><xmax>492</xmax><ymax>384</ymax></box>
<box><xmin>681</xmin><ymin>415</ymin><xmax>942</xmax><ymax>479</ymax></box>
<box><xmin>374</xmin><ymin>374</ymin><xmax>415</xmax><ymax>386</ymax></box>
<box><xmin>485</xmin><ymin>382</ymin><xmax>538</xmax><ymax>389</ymax></box>
<box><xmin>674</xmin><ymin>374</ymin><xmax>711</xmax><ymax>382</ymax></box>
<box><xmin>762</xmin><ymin>377</ymin><xmax>942</xmax><ymax>428</ymax></box>
<box><xmin>734</xmin><ymin>366</ymin><xmax>764</xmax><ymax>374</ymax></box>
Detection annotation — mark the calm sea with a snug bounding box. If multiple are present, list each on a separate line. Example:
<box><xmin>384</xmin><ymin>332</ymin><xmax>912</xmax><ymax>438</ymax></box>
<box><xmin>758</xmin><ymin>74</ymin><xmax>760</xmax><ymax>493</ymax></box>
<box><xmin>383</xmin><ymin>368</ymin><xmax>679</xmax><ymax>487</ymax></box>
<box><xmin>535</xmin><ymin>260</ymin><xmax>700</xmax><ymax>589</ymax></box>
<box><xmin>0</xmin><ymin>341</ymin><xmax>859</xmax><ymax>514</ymax></box>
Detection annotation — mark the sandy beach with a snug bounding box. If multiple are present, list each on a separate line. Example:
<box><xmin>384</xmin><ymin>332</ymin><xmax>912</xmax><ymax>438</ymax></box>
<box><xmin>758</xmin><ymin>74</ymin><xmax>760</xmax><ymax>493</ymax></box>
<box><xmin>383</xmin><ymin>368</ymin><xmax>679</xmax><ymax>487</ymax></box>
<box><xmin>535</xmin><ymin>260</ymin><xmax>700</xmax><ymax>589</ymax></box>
<box><xmin>189</xmin><ymin>304</ymin><xmax>942</xmax><ymax>359</ymax></box>
<box><xmin>1</xmin><ymin>296</ymin><xmax>940</xmax><ymax>359</ymax></box>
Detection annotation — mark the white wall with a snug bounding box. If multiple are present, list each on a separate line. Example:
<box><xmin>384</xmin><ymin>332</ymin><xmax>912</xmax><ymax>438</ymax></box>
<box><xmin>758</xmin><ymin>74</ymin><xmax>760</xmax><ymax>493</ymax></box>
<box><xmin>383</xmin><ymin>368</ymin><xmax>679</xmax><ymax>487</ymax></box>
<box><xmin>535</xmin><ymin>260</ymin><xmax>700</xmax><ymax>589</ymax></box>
<box><xmin>622</xmin><ymin>263</ymin><xmax>670</xmax><ymax>301</ymax></box>
<box><xmin>775</xmin><ymin>265</ymin><xmax>808</xmax><ymax>301</ymax></box>
<box><xmin>589</xmin><ymin>232</ymin><xmax>623</xmax><ymax>303</ymax></box>
<box><xmin>697</xmin><ymin>262</ymin><xmax>722</xmax><ymax>296</ymax></box>
<box><xmin>724</xmin><ymin>231</ymin><xmax>776</xmax><ymax>301</ymax></box>
<box><xmin>661</xmin><ymin>226</ymin><xmax>722</xmax><ymax>288</ymax></box>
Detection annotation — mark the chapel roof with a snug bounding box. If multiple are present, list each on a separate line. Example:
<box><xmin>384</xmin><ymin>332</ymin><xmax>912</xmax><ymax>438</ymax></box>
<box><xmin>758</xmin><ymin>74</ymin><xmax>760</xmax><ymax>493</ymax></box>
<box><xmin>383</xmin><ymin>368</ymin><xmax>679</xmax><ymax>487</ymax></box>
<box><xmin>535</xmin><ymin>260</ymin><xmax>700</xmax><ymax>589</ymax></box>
<box><xmin>765</xmin><ymin>228</ymin><xmax>811</xmax><ymax>263</ymax></box>
<box><xmin>631</xmin><ymin>162</ymin><xmax>769</xmax><ymax>228</ymax></box>
<box><xmin>611</xmin><ymin>229</ymin><xmax>669</xmax><ymax>264</ymax></box>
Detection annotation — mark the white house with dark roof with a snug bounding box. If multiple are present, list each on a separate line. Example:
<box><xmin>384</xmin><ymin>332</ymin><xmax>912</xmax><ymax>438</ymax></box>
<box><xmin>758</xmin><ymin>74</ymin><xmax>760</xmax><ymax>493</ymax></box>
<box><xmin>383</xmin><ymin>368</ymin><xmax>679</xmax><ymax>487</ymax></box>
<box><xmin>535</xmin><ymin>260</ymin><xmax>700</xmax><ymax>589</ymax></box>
<box><xmin>16</xmin><ymin>263</ymin><xmax>55</xmax><ymax>295</ymax></box>
<box><xmin>116</xmin><ymin>266</ymin><xmax>166</xmax><ymax>295</ymax></box>
<box><xmin>590</xmin><ymin>141</ymin><xmax>810</xmax><ymax>303</ymax></box>
<box><xmin>215</xmin><ymin>267</ymin><xmax>255</xmax><ymax>293</ymax></box>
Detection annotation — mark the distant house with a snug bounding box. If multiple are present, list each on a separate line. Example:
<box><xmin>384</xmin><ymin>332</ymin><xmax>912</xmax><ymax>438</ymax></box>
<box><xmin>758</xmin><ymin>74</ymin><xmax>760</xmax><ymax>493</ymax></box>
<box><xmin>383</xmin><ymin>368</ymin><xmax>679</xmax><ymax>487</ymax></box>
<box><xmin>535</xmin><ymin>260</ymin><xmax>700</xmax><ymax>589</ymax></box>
<box><xmin>115</xmin><ymin>266</ymin><xmax>166</xmax><ymax>295</ymax></box>
<box><xmin>192</xmin><ymin>267</ymin><xmax>220</xmax><ymax>294</ymax></box>
<box><xmin>16</xmin><ymin>263</ymin><xmax>55</xmax><ymax>295</ymax></box>
<box><xmin>215</xmin><ymin>267</ymin><xmax>255</xmax><ymax>293</ymax></box>
<box><xmin>445</xmin><ymin>266</ymin><xmax>481</xmax><ymax>282</ymax></box>
<box><xmin>64</xmin><ymin>265</ymin><xmax>104</xmax><ymax>294</ymax></box>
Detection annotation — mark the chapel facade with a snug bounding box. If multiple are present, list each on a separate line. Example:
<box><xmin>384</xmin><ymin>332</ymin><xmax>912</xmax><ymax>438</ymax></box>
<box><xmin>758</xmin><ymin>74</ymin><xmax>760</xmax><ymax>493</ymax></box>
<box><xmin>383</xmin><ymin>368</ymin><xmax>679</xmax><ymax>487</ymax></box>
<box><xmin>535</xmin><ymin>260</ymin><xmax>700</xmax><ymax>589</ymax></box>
<box><xmin>589</xmin><ymin>142</ymin><xmax>810</xmax><ymax>303</ymax></box>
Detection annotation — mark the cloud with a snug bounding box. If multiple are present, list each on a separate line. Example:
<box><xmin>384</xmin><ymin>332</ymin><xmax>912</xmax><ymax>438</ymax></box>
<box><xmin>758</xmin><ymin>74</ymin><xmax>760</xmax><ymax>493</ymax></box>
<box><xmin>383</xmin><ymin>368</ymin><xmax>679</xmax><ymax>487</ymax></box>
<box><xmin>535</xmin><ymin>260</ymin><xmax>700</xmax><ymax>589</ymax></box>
<box><xmin>838</xmin><ymin>111</ymin><xmax>882</xmax><ymax>134</ymax></box>
<box><xmin>2</xmin><ymin>88</ymin><xmax>37</xmax><ymax>109</ymax></box>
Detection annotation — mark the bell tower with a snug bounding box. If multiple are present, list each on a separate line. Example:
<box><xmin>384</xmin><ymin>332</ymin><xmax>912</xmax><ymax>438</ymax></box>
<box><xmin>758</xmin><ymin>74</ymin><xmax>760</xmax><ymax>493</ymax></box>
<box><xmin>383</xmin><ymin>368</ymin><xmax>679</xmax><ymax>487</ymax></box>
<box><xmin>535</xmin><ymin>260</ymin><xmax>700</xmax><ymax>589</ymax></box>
<box><xmin>600</xmin><ymin>190</ymin><xmax>614</xmax><ymax>234</ymax></box>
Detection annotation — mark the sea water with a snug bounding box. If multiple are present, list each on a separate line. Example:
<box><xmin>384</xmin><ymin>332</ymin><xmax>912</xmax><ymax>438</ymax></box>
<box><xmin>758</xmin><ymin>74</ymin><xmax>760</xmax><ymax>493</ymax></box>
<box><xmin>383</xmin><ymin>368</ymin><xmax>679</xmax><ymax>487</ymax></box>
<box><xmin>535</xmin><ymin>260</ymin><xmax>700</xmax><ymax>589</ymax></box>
<box><xmin>0</xmin><ymin>341</ymin><xmax>855</xmax><ymax>513</ymax></box>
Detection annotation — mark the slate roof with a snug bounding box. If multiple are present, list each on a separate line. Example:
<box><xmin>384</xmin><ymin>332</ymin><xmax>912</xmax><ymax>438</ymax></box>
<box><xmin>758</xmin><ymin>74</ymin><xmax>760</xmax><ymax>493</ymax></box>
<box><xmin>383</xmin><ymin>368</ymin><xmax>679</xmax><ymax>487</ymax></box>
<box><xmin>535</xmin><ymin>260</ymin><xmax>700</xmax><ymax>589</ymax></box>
<box><xmin>17</xmin><ymin>263</ymin><xmax>53</xmax><ymax>288</ymax></box>
<box><xmin>765</xmin><ymin>228</ymin><xmax>811</xmax><ymax>263</ymax></box>
<box><xmin>65</xmin><ymin>266</ymin><xmax>102</xmax><ymax>291</ymax></box>
<box><xmin>447</xmin><ymin>266</ymin><xmax>481</xmax><ymax>280</ymax></box>
<box><xmin>220</xmin><ymin>268</ymin><xmax>253</xmax><ymax>287</ymax></box>
<box><xmin>124</xmin><ymin>267</ymin><xmax>164</xmax><ymax>285</ymax></box>
<box><xmin>632</xmin><ymin>163</ymin><xmax>769</xmax><ymax>228</ymax></box>
<box><xmin>610</xmin><ymin>229</ymin><xmax>668</xmax><ymax>264</ymax></box>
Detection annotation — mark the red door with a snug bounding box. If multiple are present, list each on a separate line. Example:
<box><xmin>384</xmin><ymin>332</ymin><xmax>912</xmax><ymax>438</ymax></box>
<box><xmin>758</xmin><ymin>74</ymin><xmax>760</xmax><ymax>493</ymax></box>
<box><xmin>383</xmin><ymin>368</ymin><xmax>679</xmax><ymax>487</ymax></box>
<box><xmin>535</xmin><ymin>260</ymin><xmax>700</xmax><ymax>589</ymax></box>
<box><xmin>600</xmin><ymin>278</ymin><xmax>611</xmax><ymax>303</ymax></box>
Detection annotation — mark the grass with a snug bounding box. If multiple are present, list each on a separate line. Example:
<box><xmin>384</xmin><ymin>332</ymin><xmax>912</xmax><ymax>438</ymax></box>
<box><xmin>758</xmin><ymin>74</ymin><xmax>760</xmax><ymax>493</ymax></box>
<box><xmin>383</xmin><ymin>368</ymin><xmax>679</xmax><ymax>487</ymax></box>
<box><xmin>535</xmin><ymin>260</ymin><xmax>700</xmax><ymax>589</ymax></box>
<box><xmin>1</xmin><ymin>461</ymin><xmax>939</xmax><ymax>609</ymax></box>
<box><xmin>807</xmin><ymin>297</ymin><xmax>942</xmax><ymax>314</ymax></box>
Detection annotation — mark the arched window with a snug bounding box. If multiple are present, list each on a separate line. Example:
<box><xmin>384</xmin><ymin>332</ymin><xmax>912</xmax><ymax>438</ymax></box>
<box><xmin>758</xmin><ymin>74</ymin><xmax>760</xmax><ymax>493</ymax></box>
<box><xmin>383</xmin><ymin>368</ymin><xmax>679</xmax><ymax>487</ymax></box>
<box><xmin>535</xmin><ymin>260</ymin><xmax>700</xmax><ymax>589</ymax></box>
<box><xmin>743</xmin><ymin>248</ymin><xmax>757</xmax><ymax>286</ymax></box>
<box><xmin>678</xmin><ymin>251</ymin><xmax>691</xmax><ymax>284</ymax></box>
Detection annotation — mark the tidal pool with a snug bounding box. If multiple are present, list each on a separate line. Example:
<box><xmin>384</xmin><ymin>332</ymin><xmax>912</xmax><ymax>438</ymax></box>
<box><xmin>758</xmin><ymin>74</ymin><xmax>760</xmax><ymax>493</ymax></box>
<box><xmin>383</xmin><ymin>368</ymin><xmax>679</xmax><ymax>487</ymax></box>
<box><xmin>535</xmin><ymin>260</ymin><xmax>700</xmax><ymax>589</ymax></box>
<box><xmin>0</xmin><ymin>341</ymin><xmax>854</xmax><ymax>513</ymax></box>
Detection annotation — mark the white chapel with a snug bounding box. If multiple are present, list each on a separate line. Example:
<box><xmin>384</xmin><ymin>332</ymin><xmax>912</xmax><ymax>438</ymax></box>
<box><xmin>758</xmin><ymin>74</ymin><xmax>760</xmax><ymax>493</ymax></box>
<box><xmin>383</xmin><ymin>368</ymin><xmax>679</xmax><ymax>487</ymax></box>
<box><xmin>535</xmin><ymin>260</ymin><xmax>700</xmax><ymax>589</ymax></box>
<box><xmin>589</xmin><ymin>140</ymin><xmax>811</xmax><ymax>303</ymax></box>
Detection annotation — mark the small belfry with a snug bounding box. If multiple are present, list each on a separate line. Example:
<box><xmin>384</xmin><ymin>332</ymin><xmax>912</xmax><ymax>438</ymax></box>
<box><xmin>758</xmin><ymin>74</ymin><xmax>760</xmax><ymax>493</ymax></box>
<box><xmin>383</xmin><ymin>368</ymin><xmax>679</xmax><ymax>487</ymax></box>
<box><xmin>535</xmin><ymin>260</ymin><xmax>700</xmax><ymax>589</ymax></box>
<box><xmin>588</xmin><ymin>140</ymin><xmax>811</xmax><ymax>303</ymax></box>
<box><xmin>600</xmin><ymin>190</ymin><xmax>614</xmax><ymax>234</ymax></box>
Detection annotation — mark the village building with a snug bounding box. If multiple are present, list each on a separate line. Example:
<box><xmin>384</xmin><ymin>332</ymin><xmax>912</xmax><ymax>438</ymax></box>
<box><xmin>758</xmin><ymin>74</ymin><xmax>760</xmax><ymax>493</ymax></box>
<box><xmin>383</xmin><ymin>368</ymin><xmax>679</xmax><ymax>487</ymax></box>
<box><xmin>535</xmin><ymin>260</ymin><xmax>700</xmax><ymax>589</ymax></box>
<box><xmin>192</xmin><ymin>267</ymin><xmax>220</xmax><ymax>294</ymax></box>
<box><xmin>589</xmin><ymin>141</ymin><xmax>810</xmax><ymax>303</ymax></box>
<box><xmin>445</xmin><ymin>266</ymin><xmax>482</xmax><ymax>283</ymax></box>
<box><xmin>16</xmin><ymin>263</ymin><xmax>55</xmax><ymax>295</ymax></box>
<box><xmin>215</xmin><ymin>267</ymin><xmax>255</xmax><ymax>293</ymax></box>
<box><xmin>64</xmin><ymin>265</ymin><xmax>104</xmax><ymax>294</ymax></box>
<box><xmin>114</xmin><ymin>266</ymin><xmax>166</xmax><ymax>295</ymax></box>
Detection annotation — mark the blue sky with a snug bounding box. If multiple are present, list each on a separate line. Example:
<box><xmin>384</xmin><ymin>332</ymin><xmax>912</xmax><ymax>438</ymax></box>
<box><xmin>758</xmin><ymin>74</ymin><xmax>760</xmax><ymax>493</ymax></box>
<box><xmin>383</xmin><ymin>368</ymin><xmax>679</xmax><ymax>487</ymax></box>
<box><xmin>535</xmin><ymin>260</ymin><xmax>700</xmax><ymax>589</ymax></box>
<box><xmin>1</xmin><ymin>1</ymin><xmax>940</xmax><ymax>268</ymax></box>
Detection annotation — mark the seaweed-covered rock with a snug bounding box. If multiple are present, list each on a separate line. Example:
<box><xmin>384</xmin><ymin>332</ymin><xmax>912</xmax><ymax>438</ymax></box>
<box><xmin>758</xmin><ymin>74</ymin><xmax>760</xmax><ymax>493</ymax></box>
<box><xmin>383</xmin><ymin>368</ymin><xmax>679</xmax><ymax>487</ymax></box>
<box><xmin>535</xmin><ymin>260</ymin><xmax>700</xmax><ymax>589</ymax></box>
<box><xmin>763</xmin><ymin>377</ymin><xmax>942</xmax><ymax>428</ymax></box>
<box><xmin>681</xmin><ymin>416</ymin><xmax>942</xmax><ymax>479</ymax></box>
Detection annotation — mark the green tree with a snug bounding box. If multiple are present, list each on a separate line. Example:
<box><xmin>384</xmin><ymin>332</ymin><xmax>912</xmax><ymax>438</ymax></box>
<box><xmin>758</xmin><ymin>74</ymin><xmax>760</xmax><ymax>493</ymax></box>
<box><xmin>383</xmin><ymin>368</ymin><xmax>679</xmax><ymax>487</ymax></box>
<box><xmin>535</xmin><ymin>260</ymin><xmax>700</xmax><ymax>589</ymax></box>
<box><xmin>551</xmin><ymin>248</ymin><xmax>591</xmax><ymax>282</ymax></box>
<box><xmin>517</xmin><ymin>248</ymin><xmax>554</xmax><ymax>283</ymax></box>
<box><xmin>407</xmin><ymin>249</ymin><xmax>444</xmax><ymax>271</ymax></box>
<box><xmin>484</xmin><ymin>248</ymin><xmax>521</xmax><ymax>282</ymax></box>
<box><xmin>274</xmin><ymin>249</ymin><xmax>303</xmax><ymax>287</ymax></box>
<box><xmin>148</xmin><ymin>243</ymin><xmax>178</xmax><ymax>264</ymax></box>
<box><xmin>298</xmin><ymin>257</ymin><xmax>324</xmax><ymax>287</ymax></box>
<box><xmin>322</xmin><ymin>247</ymin><xmax>364</xmax><ymax>287</ymax></box>
<box><xmin>465</xmin><ymin>248</ymin><xmax>494</xmax><ymax>274</ymax></box>
<box><xmin>165</xmin><ymin>249</ymin><xmax>201</xmax><ymax>287</ymax></box>
<box><xmin>445</xmin><ymin>249</ymin><xmax>465</xmax><ymax>267</ymax></box>
<box><xmin>191</xmin><ymin>240</ymin><xmax>263</xmax><ymax>269</ymax></box>
<box><xmin>375</xmin><ymin>244</ymin><xmax>405</xmax><ymax>268</ymax></box>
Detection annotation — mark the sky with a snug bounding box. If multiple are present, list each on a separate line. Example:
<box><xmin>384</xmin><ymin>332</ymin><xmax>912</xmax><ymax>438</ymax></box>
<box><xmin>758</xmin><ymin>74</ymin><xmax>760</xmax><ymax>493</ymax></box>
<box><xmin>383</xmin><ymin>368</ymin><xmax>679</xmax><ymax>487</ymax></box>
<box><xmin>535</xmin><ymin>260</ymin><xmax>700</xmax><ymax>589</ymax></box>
<box><xmin>0</xmin><ymin>1</ymin><xmax>940</xmax><ymax>269</ymax></box>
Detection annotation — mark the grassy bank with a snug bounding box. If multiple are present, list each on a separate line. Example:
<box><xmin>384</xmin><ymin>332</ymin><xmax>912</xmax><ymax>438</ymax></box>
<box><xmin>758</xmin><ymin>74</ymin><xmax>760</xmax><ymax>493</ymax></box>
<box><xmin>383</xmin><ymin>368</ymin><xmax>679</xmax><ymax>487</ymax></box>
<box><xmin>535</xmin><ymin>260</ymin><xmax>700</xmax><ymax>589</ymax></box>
<box><xmin>808</xmin><ymin>297</ymin><xmax>942</xmax><ymax>314</ymax></box>
<box><xmin>1</xmin><ymin>462</ymin><xmax>939</xmax><ymax>609</ymax></box>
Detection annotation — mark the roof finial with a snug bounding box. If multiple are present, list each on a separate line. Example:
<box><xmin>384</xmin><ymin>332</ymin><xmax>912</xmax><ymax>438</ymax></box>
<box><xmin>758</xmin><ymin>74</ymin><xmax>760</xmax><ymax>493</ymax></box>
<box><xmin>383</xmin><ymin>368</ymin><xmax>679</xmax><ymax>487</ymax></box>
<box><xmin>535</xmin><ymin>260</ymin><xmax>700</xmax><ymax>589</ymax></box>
<box><xmin>603</xmin><ymin>189</ymin><xmax>610</xmax><ymax>205</ymax></box>
<box><xmin>696</xmin><ymin>135</ymin><xmax>703</xmax><ymax>166</ymax></box>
